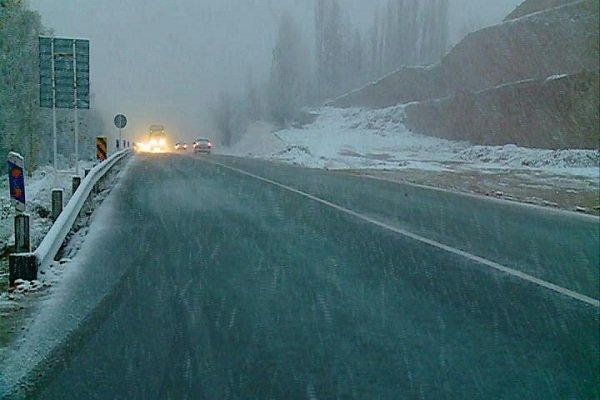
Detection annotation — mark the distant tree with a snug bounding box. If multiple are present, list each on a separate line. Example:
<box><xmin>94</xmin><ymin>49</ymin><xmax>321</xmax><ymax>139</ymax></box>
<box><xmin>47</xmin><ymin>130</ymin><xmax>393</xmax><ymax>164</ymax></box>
<box><xmin>268</xmin><ymin>13</ymin><xmax>310</xmax><ymax>127</ymax></box>
<box><xmin>344</xmin><ymin>28</ymin><xmax>365</xmax><ymax>90</ymax></box>
<box><xmin>368</xmin><ymin>10</ymin><xmax>385</xmax><ymax>79</ymax></box>
<box><xmin>212</xmin><ymin>92</ymin><xmax>234</xmax><ymax>146</ymax></box>
<box><xmin>420</xmin><ymin>0</ymin><xmax>449</xmax><ymax>64</ymax></box>
<box><xmin>244</xmin><ymin>70</ymin><xmax>262</xmax><ymax>121</ymax></box>
<box><xmin>316</xmin><ymin>0</ymin><xmax>335</xmax><ymax>98</ymax></box>
<box><xmin>370</xmin><ymin>0</ymin><xmax>449</xmax><ymax>77</ymax></box>
<box><xmin>0</xmin><ymin>1</ymin><xmax>45</xmax><ymax>172</ymax></box>
<box><xmin>316</xmin><ymin>0</ymin><xmax>356</xmax><ymax>100</ymax></box>
<box><xmin>315</xmin><ymin>0</ymin><xmax>375</xmax><ymax>100</ymax></box>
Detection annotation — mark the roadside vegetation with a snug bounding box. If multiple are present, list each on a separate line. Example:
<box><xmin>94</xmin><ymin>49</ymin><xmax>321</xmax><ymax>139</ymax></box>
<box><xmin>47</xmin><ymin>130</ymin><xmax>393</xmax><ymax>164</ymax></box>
<box><xmin>1</xmin><ymin>0</ymin><xmax>105</xmax><ymax>173</ymax></box>
<box><xmin>0</xmin><ymin>1</ymin><xmax>105</xmax><ymax>294</ymax></box>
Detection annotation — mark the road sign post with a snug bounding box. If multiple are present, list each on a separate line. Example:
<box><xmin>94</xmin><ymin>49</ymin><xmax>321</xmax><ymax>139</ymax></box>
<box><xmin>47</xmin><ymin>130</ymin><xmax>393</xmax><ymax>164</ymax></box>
<box><xmin>50</xmin><ymin>38</ymin><xmax>57</xmax><ymax>171</ymax></box>
<box><xmin>114</xmin><ymin>114</ymin><xmax>127</xmax><ymax>151</ymax></box>
<box><xmin>73</xmin><ymin>40</ymin><xmax>79</xmax><ymax>175</ymax></box>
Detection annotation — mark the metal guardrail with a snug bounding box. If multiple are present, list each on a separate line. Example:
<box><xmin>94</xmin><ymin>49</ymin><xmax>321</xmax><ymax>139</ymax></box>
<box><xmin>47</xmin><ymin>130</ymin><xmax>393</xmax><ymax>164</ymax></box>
<box><xmin>9</xmin><ymin>149</ymin><xmax>131</xmax><ymax>284</ymax></box>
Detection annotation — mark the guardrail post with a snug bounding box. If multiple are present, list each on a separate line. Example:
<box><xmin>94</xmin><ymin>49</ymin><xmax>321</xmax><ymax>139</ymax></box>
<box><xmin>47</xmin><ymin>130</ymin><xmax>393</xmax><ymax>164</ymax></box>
<box><xmin>52</xmin><ymin>189</ymin><xmax>63</xmax><ymax>221</ymax></box>
<box><xmin>9</xmin><ymin>254</ymin><xmax>38</xmax><ymax>286</ymax></box>
<box><xmin>72</xmin><ymin>175</ymin><xmax>82</xmax><ymax>194</ymax></box>
<box><xmin>14</xmin><ymin>214</ymin><xmax>30</xmax><ymax>253</ymax></box>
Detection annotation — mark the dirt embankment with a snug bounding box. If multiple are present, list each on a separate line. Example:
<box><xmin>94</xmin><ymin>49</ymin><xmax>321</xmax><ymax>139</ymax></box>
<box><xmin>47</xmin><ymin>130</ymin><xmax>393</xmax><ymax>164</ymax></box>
<box><xmin>330</xmin><ymin>0</ymin><xmax>599</xmax><ymax>149</ymax></box>
<box><xmin>404</xmin><ymin>72</ymin><xmax>599</xmax><ymax>149</ymax></box>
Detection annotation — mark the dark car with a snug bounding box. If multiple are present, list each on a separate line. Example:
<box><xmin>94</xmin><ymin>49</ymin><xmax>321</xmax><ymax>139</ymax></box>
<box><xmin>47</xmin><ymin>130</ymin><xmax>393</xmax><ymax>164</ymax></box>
<box><xmin>193</xmin><ymin>138</ymin><xmax>212</xmax><ymax>154</ymax></box>
<box><xmin>174</xmin><ymin>142</ymin><xmax>188</xmax><ymax>151</ymax></box>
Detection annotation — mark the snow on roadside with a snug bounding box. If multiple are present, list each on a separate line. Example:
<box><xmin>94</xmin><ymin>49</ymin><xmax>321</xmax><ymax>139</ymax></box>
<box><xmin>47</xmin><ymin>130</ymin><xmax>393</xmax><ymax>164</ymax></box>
<box><xmin>0</xmin><ymin>159</ymin><xmax>132</xmax><ymax>358</ymax></box>
<box><xmin>225</xmin><ymin>121</ymin><xmax>287</xmax><ymax>158</ymax></box>
<box><xmin>0</xmin><ymin>162</ymin><xmax>94</xmax><ymax>296</ymax></box>
<box><xmin>219</xmin><ymin>106</ymin><xmax>600</xmax><ymax>179</ymax></box>
<box><xmin>0</xmin><ymin>163</ymin><xmax>93</xmax><ymax>252</ymax></box>
<box><xmin>456</xmin><ymin>145</ymin><xmax>599</xmax><ymax>177</ymax></box>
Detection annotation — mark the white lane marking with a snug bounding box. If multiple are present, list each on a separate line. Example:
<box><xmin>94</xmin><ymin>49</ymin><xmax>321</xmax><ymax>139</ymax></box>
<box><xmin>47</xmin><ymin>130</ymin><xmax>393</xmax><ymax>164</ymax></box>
<box><xmin>208</xmin><ymin>160</ymin><xmax>600</xmax><ymax>308</ymax></box>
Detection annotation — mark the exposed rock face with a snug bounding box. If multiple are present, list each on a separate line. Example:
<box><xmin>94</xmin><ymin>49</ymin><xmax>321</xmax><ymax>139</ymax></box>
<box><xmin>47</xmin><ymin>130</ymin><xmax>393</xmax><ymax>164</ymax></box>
<box><xmin>329</xmin><ymin>0</ymin><xmax>598</xmax><ymax>149</ymax></box>
<box><xmin>329</xmin><ymin>66</ymin><xmax>440</xmax><ymax>109</ymax></box>
<box><xmin>331</xmin><ymin>0</ymin><xmax>598</xmax><ymax>109</ymax></box>
<box><xmin>505</xmin><ymin>0</ymin><xmax>577</xmax><ymax>20</ymax></box>
<box><xmin>404</xmin><ymin>72</ymin><xmax>599</xmax><ymax>149</ymax></box>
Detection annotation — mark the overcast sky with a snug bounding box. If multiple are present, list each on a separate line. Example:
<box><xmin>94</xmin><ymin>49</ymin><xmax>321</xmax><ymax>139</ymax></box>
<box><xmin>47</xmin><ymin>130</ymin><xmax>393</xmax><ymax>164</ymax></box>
<box><xmin>28</xmin><ymin>0</ymin><xmax>521</xmax><ymax>142</ymax></box>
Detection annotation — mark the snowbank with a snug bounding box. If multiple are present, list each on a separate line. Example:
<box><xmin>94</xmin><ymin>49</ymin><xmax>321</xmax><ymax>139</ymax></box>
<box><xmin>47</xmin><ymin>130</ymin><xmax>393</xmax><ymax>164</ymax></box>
<box><xmin>0</xmin><ymin>164</ymin><xmax>91</xmax><ymax>252</ymax></box>
<box><xmin>227</xmin><ymin>121</ymin><xmax>285</xmax><ymax>157</ymax></box>
<box><xmin>0</xmin><ymin>162</ymin><xmax>95</xmax><ymax>294</ymax></box>
<box><xmin>219</xmin><ymin>107</ymin><xmax>600</xmax><ymax>178</ymax></box>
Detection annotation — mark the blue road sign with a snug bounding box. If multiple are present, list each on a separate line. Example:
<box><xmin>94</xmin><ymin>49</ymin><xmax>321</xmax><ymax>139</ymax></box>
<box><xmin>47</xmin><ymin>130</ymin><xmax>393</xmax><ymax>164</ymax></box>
<box><xmin>8</xmin><ymin>152</ymin><xmax>26</xmax><ymax>212</ymax></box>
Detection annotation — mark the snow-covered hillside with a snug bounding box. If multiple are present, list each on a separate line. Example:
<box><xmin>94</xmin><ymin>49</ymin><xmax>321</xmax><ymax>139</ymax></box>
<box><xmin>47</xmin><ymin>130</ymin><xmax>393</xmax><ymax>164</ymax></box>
<box><xmin>219</xmin><ymin>107</ymin><xmax>600</xmax><ymax>178</ymax></box>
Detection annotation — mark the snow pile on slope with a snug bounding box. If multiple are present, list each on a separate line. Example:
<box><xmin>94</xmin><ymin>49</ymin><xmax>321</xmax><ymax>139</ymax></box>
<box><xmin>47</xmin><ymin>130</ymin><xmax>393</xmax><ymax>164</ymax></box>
<box><xmin>221</xmin><ymin>106</ymin><xmax>600</xmax><ymax>177</ymax></box>
<box><xmin>227</xmin><ymin>121</ymin><xmax>286</xmax><ymax>157</ymax></box>
<box><xmin>457</xmin><ymin>145</ymin><xmax>600</xmax><ymax>169</ymax></box>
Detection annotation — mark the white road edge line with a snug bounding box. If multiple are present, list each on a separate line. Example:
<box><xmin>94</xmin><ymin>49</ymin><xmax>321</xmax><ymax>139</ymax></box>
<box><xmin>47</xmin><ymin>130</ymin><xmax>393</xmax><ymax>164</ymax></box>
<box><xmin>210</xmin><ymin>160</ymin><xmax>600</xmax><ymax>308</ymax></box>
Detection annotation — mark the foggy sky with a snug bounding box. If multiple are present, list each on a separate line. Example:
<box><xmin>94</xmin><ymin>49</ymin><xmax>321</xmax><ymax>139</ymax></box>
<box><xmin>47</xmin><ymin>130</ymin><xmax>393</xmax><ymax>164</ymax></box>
<box><xmin>28</xmin><ymin>0</ymin><xmax>521</xmax><ymax>143</ymax></box>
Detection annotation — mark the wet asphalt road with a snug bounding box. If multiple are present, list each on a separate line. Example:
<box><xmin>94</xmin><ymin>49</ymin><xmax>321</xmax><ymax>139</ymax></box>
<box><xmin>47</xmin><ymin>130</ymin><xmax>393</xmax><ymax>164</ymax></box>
<box><xmin>5</xmin><ymin>153</ymin><xmax>600</xmax><ymax>399</ymax></box>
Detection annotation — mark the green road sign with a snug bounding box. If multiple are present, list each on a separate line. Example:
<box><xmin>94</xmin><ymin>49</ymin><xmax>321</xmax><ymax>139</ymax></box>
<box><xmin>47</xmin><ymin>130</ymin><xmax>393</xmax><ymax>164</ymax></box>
<box><xmin>39</xmin><ymin>36</ymin><xmax>90</xmax><ymax>109</ymax></box>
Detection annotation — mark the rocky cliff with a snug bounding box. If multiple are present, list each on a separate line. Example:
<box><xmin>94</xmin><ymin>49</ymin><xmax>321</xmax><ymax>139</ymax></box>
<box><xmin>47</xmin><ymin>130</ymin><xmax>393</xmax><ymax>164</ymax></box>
<box><xmin>331</xmin><ymin>0</ymin><xmax>598</xmax><ymax>109</ymax></box>
<box><xmin>329</xmin><ymin>0</ymin><xmax>599</xmax><ymax>149</ymax></box>
<box><xmin>404</xmin><ymin>72</ymin><xmax>599</xmax><ymax>149</ymax></box>
<box><xmin>504</xmin><ymin>0</ymin><xmax>576</xmax><ymax>20</ymax></box>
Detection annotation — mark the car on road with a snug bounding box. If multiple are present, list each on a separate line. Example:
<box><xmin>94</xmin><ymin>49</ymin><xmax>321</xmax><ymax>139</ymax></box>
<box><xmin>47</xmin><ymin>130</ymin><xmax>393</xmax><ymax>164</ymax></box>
<box><xmin>193</xmin><ymin>138</ymin><xmax>212</xmax><ymax>154</ymax></box>
<box><xmin>174</xmin><ymin>142</ymin><xmax>188</xmax><ymax>151</ymax></box>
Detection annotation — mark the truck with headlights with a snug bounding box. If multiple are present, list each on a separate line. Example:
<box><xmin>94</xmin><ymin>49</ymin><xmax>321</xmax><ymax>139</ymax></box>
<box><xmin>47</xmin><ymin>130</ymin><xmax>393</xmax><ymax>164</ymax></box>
<box><xmin>148</xmin><ymin>125</ymin><xmax>167</xmax><ymax>152</ymax></box>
